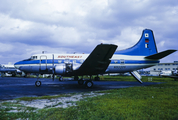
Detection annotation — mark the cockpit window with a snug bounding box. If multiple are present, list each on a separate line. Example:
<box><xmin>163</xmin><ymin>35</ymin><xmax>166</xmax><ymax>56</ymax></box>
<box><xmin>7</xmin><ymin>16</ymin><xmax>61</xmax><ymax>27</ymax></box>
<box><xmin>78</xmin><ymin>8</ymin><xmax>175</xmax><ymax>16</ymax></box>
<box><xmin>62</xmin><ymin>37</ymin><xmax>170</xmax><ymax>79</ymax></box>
<box><xmin>31</xmin><ymin>56</ymin><xmax>37</xmax><ymax>60</ymax></box>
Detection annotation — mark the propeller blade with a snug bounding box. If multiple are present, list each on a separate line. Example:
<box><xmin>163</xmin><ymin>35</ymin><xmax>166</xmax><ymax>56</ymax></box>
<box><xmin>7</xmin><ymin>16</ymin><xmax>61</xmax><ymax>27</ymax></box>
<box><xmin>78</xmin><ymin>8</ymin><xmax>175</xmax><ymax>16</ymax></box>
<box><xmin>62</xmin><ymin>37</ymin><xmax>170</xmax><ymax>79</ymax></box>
<box><xmin>52</xmin><ymin>73</ymin><xmax>55</xmax><ymax>81</ymax></box>
<box><xmin>52</xmin><ymin>54</ymin><xmax>55</xmax><ymax>81</ymax></box>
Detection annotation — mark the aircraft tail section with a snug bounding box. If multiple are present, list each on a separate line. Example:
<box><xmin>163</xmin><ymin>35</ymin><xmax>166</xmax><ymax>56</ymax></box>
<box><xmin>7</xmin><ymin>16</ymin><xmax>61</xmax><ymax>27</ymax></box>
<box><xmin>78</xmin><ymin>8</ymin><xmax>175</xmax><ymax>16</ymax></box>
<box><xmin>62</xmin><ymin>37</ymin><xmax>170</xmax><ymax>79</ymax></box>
<box><xmin>115</xmin><ymin>29</ymin><xmax>158</xmax><ymax>56</ymax></box>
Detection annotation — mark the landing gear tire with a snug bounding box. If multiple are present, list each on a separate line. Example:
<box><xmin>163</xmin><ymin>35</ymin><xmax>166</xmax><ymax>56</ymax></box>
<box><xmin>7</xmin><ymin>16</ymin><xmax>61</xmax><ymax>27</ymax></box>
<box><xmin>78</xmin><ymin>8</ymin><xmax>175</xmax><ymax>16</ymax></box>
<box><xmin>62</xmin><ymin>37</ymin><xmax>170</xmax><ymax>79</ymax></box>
<box><xmin>35</xmin><ymin>81</ymin><xmax>41</xmax><ymax>87</ymax></box>
<box><xmin>59</xmin><ymin>76</ymin><xmax>63</xmax><ymax>81</ymax></box>
<box><xmin>85</xmin><ymin>81</ymin><xmax>93</xmax><ymax>88</ymax></box>
<box><xmin>12</xmin><ymin>73</ymin><xmax>16</xmax><ymax>77</ymax></box>
<box><xmin>78</xmin><ymin>79</ymin><xmax>84</xmax><ymax>85</ymax></box>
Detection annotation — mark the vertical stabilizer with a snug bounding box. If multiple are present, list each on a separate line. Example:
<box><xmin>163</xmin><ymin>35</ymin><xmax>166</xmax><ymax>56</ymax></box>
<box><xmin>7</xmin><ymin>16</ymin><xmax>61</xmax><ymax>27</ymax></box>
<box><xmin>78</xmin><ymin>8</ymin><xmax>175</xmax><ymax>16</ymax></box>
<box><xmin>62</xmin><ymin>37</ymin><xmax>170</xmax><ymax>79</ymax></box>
<box><xmin>115</xmin><ymin>29</ymin><xmax>158</xmax><ymax>56</ymax></box>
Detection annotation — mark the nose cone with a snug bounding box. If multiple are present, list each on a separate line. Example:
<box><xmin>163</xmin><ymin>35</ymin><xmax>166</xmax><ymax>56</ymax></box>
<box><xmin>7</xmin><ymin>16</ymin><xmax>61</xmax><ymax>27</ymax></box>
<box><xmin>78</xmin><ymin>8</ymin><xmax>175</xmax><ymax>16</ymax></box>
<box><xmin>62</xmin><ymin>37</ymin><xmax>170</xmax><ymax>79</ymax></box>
<box><xmin>14</xmin><ymin>61</ymin><xmax>21</xmax><ymax>69</ymax></box>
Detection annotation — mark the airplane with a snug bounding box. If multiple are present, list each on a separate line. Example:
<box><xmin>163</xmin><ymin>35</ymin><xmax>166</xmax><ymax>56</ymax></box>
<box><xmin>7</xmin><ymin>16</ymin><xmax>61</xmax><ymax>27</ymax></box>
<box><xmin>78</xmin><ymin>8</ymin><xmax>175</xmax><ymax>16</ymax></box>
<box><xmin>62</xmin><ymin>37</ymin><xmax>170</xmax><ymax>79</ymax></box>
<box><xmin>0</xmin><ymin>63</ymin><xmax>22</xmax><ymax>77</ymax></box>
<box><xmin>159</xmin><ymin>69</ymin><xmax>178</xmax><ymax>80</ymax></box>
<box><xmin>14</xmin><ymin>29</ymin><xmax>177</xmax><ymax>88</ymax></box>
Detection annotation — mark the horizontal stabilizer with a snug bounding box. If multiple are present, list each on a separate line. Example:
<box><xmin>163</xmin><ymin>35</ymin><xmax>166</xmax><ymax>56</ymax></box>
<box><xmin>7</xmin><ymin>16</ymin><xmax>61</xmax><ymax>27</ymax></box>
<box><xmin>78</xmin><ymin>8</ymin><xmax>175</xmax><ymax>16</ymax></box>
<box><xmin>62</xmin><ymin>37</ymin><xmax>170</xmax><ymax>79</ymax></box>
<box><xmin>130</xmin><ymin>71</ymin><xmax>143</xmax><ymax>84</ymax></box>
<box><xmin>145</xmin><ymin>50</ymin><xmax>177</xmax><ymax>60</ymax></box>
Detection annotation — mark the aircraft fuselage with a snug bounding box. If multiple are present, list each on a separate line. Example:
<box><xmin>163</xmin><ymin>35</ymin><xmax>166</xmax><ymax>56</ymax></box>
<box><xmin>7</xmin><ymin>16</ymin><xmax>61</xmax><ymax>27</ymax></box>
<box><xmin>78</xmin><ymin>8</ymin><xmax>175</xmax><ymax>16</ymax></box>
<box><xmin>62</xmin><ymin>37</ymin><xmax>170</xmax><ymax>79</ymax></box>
<box><xmin>14</xmin><ymin>53</ymin><xmax>159</xmax><ymax>76</ymax></box>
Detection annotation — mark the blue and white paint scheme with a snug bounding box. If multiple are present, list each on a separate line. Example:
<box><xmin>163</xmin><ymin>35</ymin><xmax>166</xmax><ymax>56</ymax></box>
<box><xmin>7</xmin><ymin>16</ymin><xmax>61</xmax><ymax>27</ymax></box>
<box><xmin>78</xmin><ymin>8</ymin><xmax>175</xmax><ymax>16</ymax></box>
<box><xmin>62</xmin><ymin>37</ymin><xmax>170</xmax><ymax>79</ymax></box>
<box><xmin>14</xmin><ymin>29</ymin><xmax>177</xmax><ymax>88</ymax></box>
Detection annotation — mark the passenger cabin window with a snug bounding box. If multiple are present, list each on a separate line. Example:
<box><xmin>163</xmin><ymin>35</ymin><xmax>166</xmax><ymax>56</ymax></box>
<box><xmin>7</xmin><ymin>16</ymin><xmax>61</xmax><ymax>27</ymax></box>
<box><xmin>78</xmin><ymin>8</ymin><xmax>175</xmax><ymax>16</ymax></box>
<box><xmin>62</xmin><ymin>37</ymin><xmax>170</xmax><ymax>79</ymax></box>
<box><xmin>114</xmin><ymin>60</ymin><xmax>118</xmax><ymax>63</ymax></box>
<box><xmin>58</xmin><ymin>60</ymin><xmax>62</xmax><ymax>63</ymax></box>
<box><xmin>120</xmin><ymin>59</ymin><xmax>125</xmax><ymax>64</ymax></box>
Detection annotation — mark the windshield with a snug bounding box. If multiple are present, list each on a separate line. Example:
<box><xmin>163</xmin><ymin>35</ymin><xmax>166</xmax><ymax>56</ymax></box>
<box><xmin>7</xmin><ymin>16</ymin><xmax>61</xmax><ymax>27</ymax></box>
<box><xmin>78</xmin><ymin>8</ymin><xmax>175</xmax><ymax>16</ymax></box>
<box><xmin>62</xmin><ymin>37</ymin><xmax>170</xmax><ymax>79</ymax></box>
<box><xmin>31</xmin><ymin>56</ymin><xmax>37</xmax><ymax>60</ymax></box>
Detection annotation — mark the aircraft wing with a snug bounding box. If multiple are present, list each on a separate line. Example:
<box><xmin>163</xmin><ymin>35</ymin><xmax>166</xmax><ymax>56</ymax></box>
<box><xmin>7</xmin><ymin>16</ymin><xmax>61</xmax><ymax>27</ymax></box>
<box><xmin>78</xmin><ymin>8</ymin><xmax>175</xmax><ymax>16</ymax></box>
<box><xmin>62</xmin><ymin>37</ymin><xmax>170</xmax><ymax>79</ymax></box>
<box><xmin>74</xmin><ymin>44</ymin><xmax>117</xmax><ymax>76</ymax></box>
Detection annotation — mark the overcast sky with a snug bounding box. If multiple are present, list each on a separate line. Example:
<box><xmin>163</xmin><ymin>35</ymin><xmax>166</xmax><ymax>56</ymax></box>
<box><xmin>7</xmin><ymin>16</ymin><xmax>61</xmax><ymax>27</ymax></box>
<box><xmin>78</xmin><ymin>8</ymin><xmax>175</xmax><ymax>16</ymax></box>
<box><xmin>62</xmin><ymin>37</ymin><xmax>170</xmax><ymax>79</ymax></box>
<box><xmin>0</xmin><ymin>0</ymin><xmax>178</xmax><ymax>64</ymax></box>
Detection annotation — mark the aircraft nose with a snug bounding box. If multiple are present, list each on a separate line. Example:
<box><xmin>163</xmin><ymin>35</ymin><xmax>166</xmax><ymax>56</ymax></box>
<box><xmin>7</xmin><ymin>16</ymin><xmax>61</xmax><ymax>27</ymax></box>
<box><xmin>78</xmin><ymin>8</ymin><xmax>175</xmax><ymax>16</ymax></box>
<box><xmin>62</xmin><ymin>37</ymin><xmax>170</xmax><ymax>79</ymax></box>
<box><xmin>14</xmin><ymin>61</ymin><xmax>20</xmax><ymax>69</ymax></box>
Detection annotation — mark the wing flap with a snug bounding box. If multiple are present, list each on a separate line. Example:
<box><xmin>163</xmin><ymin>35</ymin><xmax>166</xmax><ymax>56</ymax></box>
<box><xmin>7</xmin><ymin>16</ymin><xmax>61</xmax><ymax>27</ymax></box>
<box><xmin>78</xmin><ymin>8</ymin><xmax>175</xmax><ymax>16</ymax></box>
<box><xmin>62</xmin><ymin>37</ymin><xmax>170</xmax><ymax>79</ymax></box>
<box><xmin>145</xmin><ymin>50</ymin><xmax>177</xmax><ymax>60</ymax></box>
<box><xmin>75</xmin><ymin>44</ymin><xmax>117</xmax><ymax>76</ymax></box>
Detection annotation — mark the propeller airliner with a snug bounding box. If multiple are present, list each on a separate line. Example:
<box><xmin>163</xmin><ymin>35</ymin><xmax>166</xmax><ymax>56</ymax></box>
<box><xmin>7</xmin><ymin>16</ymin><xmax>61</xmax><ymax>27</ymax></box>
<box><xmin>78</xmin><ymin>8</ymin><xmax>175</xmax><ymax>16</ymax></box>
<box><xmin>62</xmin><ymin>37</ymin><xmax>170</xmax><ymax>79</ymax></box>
<box><xmin>0</xmin><ymin>63</ymin><xmax>21</xmax><ymax>77</ymax></box>
<box><xmin>14</xmin><ymin>29</ymin><xmax>177</xmax><ymax>88</ymax></box>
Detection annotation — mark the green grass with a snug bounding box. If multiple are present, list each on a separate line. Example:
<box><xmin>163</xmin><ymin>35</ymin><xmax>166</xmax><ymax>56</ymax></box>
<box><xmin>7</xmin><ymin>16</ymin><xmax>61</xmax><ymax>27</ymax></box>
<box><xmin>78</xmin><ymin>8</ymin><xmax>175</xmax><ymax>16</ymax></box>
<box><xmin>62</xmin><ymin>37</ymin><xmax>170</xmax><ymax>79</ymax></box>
<box><xmin>102</xmin><ymin>75</ymin><xmax>175</xmax><ymax>82</ymax></box>
<box><xmin>0</xmin><ymin>101</ymin><xmax>37</xmax><ymax>120</ymax></box>
<box><xmin>1</xmin><ymin>76</ymin><xmax>178</xmax><ymax>120</ymax></box>
<box><xmin>35</xmin><ymin>80</ymin><xmax>178</xmax><ymax>120</ymax></box>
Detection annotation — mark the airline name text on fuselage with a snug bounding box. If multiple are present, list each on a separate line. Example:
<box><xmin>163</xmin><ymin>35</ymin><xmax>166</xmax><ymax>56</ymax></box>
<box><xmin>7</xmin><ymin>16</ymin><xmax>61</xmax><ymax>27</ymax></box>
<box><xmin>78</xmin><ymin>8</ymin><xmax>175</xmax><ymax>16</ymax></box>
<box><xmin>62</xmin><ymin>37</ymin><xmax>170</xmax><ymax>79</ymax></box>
<box><xmin>58</xmin><ymin>55</ymin><xmax>83</xmax><ymax>59</ymax></box>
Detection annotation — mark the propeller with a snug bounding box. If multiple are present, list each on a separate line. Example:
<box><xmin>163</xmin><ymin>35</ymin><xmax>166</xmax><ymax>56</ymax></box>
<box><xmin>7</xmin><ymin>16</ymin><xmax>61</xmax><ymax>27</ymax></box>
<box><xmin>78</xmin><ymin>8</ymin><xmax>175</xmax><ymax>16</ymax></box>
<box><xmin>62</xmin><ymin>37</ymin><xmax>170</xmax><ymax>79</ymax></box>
<box><xmin>52</xmin><ymin>54</ymin><xmax>55</xmax><ymax>81</ymax></box>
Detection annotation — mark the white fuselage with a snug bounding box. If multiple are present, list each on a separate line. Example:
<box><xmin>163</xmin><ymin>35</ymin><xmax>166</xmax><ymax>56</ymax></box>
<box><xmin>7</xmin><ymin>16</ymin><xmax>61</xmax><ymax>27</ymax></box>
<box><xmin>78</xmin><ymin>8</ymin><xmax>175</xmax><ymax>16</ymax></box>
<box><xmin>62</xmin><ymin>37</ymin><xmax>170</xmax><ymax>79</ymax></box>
<box><xmin>14</xmin><ymin>53</ymin><xmax>159</xmax><ymax>75</ymax></box>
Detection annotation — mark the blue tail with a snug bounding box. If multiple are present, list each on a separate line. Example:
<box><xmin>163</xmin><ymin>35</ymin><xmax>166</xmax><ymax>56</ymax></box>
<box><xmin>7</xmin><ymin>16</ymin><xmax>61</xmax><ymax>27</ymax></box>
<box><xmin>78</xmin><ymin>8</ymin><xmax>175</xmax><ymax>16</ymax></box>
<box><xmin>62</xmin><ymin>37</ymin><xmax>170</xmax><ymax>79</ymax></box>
<box><xmin>115</xmin><ymin>29</ymin><xmax>158</xmax><ymax>56</ymax></box>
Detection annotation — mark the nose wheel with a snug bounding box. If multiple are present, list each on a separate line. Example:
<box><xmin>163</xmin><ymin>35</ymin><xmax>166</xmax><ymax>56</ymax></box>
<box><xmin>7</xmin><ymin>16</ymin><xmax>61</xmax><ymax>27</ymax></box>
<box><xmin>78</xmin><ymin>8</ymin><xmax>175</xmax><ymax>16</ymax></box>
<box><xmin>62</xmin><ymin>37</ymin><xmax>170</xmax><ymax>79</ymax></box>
<box><xmin>35</xmin><ymin>74</ymin><xmax>41</xmax><ymax>87</ymax></box>
<box><xmin>35</xmin><ymin>81</ymin><xmax>41</xmax><ymax>87</ymax></box>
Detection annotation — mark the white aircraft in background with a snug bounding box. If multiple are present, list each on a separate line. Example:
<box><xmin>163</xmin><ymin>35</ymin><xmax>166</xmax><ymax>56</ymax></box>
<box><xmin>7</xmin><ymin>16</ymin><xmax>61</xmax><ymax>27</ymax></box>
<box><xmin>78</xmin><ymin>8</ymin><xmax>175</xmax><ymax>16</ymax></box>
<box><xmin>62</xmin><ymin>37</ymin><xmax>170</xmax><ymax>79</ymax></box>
<box><xmin>0</xmin><ymin>63</ymin><xmax>21</xmax><ymax>77</ymax></box>
<box><xmin>159</xmin><ymin>69</ymin><xmax>178</xmax><ymax>80</ymax></box>
<box><xmin>14</xmin><ymin>29</ymin><xmax>177</xmax><ymax>88</ymax></box>
<box><xmin>160</xmin><ymin>71</ymin><xmax>172</xmax><ymax>76</ymax></box>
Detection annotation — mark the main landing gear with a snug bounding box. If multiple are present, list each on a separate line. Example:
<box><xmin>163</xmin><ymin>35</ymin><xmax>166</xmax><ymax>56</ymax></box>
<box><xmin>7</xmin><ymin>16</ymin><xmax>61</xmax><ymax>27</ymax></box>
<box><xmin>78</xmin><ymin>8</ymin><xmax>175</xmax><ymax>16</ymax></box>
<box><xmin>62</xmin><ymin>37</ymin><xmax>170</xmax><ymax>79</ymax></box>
<box><xmin>59</xmin><ymin>76</ymin><xmax>63</xmax><ymax>81</ymax></box>
<box><xmin>78</xmin><ymin>79</ymin><xmax>93</xmax><ymax>88</ymax></box>
<box><xmin>76</xmin><ymin>75</ymin><xmax>99</xmax><ymax>88</ymax></box>
<box><xmin>85</xmin><ymin>80</ymin><xmax>93</xmax><ymax>88</ymax></box>
<box><xmin>34</xmin><ymin>75</ymin><xmax>99</xmax><ymax>88</ymax></box>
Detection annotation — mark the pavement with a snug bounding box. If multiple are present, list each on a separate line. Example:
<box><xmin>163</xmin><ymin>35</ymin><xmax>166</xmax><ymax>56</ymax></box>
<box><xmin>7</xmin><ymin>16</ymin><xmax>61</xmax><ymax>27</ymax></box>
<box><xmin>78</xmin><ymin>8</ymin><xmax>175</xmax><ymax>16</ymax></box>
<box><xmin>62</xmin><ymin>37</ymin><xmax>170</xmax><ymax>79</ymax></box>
<box><xmin>0</xmin><ymin>77</ymin><xmax>161</xmax><ymax>100</ymax></box>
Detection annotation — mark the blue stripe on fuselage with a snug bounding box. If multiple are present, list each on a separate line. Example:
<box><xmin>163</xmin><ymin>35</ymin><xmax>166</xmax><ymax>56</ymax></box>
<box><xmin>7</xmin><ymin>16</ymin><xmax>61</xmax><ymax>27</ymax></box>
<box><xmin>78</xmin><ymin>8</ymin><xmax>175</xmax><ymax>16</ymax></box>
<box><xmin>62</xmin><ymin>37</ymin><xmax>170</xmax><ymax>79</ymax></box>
<box><xmin>14</xmin><ymin>59</ymin><xmax>159</xmax><ymax>65</ymax></box>
<box><xmin>110</xmin><ymin>60</ymin><xmax>159</xmax><ymax>64</ymax></box>
<box><xmin>14</xmin><ymin>59</ymin><xmax>84</xmax><ymax>65</ymax></box>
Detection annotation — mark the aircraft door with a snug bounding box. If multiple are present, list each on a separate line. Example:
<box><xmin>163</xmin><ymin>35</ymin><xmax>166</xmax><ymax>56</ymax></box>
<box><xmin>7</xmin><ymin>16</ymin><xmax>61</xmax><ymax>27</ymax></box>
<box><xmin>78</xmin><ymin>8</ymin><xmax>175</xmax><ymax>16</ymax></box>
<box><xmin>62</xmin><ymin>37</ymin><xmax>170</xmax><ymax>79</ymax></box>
<box><xmin>40</xmin><ymin>55</ymin><xmax>48</xmax><ymax>71</ymax></box>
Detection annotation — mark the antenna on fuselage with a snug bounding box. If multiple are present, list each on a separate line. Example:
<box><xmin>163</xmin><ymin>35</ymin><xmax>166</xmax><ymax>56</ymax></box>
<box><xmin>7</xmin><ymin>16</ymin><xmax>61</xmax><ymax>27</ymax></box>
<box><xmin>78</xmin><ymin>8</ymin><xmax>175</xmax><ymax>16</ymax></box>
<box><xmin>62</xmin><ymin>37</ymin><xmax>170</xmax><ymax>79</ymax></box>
<box><xmin>42</xmin><ymin>51</ymin><xmax>47</xmax><ymax>54</ymax></box>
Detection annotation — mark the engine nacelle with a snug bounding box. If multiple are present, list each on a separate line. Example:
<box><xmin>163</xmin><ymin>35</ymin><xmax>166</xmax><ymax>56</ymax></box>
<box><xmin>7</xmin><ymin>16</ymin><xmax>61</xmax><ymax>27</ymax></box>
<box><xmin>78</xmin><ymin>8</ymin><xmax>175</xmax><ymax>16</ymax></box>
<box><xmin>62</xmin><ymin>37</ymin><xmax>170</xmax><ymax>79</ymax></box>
<box><xmin>55</xmin><ymin>64</ymin><xmax>66</xmax><ymax>75</ymax></box>
<box><xmin>55</xmin><ymin>63</ymin><xmax>81</xmax><ymax>75</ymax></box>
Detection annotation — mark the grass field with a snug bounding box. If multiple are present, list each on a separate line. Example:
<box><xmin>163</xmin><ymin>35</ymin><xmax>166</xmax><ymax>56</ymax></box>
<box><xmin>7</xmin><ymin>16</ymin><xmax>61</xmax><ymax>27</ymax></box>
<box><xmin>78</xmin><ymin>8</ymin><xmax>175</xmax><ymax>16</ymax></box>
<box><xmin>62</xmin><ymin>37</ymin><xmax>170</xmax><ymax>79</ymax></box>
<box><xmin>0</xmin><ymin>76</ymin><xmax>178</xmax><ymax>120</ymax></box>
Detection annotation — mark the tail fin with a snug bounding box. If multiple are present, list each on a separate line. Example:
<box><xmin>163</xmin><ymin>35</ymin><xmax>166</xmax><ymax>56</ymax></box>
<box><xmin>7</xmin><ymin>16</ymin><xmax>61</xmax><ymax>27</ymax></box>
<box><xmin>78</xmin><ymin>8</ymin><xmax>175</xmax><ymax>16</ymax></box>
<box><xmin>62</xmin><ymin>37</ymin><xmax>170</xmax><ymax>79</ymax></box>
<box><xmin>115</xmin><ymin>29</ymin><xmax>158</xmax><ymax>56</ymax></box>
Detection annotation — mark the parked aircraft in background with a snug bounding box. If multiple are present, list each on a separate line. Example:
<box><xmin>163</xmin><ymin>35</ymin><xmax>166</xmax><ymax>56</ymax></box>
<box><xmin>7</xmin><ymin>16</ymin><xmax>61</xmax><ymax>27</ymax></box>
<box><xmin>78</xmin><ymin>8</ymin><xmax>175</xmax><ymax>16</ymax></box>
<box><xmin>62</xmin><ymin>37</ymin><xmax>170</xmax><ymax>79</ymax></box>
<box><xmin>14</xmin><ymin>29</ymin><xmax>177</xmax><ymax>88</ymax></box>
<box><xmin>160</xmin><ymin>70</ymin><xmax>172</xmax><ymax>76</ymax></box>
<box><xmin>0</xmin><ymin>63</ymin><xmax>22</xmax><ymax>77</ymax></box>
<box><xmin>159</xmin><ymin>69</ymin><xmax>178</xmax><ymax>80</ymax></box>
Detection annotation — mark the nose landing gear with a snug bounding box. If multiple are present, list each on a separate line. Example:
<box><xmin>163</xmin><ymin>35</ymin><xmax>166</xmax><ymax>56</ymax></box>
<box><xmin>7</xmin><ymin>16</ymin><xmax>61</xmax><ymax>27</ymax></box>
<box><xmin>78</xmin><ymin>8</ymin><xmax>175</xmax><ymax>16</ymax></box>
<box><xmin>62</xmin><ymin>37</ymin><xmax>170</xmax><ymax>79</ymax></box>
<box><xmin>35</xmin><ymin>80</ymin><xmax>41</xmax><ymax>87</ymax></box>
<box><xmin>35</xmin><ymin>74</ymin><xmax>41</xmax><ymax>87</ymax></box>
